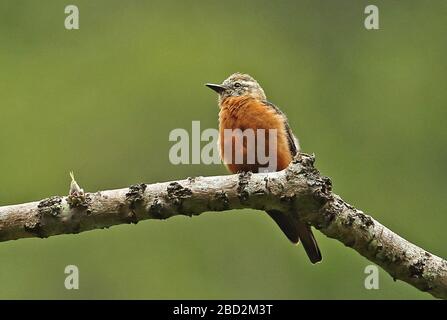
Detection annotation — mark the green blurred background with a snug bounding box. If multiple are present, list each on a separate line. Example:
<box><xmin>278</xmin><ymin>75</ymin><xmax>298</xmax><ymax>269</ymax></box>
<box><xmin>0</xmin><ymin>0</ymin><xmax>445</xmax><ymax>299</ymax></box>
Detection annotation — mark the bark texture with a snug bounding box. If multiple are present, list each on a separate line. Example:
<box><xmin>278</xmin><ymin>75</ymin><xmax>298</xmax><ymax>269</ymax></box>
<box><xmin>0</xmin><ymin>154</ymin><xmax>445</xmax><ymax>299</ymax></box>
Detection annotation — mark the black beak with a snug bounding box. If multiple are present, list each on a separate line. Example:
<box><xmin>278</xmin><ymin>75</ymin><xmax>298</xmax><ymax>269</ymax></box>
<box><xmin>205</xmin><ymin>83</ymin><xmax>226</xmax><ymax>94</ymax></box>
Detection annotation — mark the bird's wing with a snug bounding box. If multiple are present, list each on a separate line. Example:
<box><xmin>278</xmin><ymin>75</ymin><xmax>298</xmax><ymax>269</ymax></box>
<box><xmin>262</xmin><ymin>100</ymin><xmax>300</xmax><ymax>156</ymax></box>
<box><xmin>266</xmin><ymin>210</ymin><xmax>299</xmax><ymax>243</ymax></box>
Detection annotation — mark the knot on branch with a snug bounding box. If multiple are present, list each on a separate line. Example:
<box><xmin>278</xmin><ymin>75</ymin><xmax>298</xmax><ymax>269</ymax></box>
<box><xmin>409</xmin><ymin>259</ymin><xmax>427</xmax><ymax>279</ymax></box>
<box><xmin>167</xmin><ymin>182</ymin><xmax>192</xmax><ymax>200</ymax></box>
<box><xmin>291</xmin><ymin>152</ymin><xmax>316</xmax><ymax>167</ymax></box>
<box><xmin>125</xmin><ymin>183</ymin><xmax>147</xmax><ymax>223</ymax></box>
<box><xmin>126</xmin><ymin>183</ymin><xmax>147</xmax><ymax>206</ymax></box>
<box><xmin>237</xmin><ymin>171</ymin><xmax>252</xmax><ymax>202</ymax></box>
<box><xmin>38</xmin><ymin>196</ymin><xmax>63</xmax><ymax>217</ymax></box>
<box><xmin>287</xmin><ymin>153</ymin><xmax>333</xmax><ymax>207</ymax></box>
<box><xmin>24</xmin><ymin>196</ymin><xmax>65</xmax><ymax>237</ymax></box>
<box><xmin>288</xmin><ymin>153</ymin><xmax>325</xmax><ymax>182</ymax></box>
<box><xmin>212</xmin><ymin>191</ymin><xmax>230</xmax><ymax>211</ymax></box>
<box><xmin>67</xmin><ymin>193</ymin><xmax>91</xmax><ymax>210</ymax></box>
<box><xmin>148</xmin><ymin>197</ymin><xmax>164</xmax><ymax>218</ymax></box>
<box><xmin>166</xmin><ymin>182</ymin><xmax>193</xmax><ymax>215</ymax></box>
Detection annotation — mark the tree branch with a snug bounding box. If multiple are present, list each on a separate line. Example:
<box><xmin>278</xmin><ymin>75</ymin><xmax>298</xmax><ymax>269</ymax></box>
<box><xmin>0</xmin><ymin>153</ymin><xmax>445</xmax><ymax>299</ymax></box>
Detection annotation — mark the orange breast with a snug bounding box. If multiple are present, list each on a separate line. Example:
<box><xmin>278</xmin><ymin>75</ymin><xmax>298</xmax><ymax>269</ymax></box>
<box><xmin>218</xmin><ymin>97</ymin><xmax>292</xmax><ymax>173</ymax></box>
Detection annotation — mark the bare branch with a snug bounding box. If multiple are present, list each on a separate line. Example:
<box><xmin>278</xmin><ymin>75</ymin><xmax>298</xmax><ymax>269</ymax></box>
<box><xmin>0</xmin><ymin>153</ymin><xmax>445</xmax><ymax>299</ymax></box>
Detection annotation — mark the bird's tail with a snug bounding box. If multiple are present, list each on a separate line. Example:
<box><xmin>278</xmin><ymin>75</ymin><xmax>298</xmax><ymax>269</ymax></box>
<box><xmin>295</xmin><ymin>221</ymin><xmax>322</xmax><ymax>264</ymax></box>
<box><xmin>266</xmin><ymin>210</ymin><xmax>322</xmax><ymax>264</ymax></box>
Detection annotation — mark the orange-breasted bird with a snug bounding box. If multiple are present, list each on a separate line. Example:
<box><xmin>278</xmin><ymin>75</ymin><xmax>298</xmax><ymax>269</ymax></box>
<box><xmin>206</xmin><ymin>73</ymin><xmax>322</xmax><ymax>264</ymax></box>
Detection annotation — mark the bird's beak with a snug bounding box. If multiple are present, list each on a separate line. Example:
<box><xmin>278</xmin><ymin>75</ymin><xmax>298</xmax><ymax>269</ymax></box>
<box><xmin>205</xmin><ymin>83</ymin><xmax>227</xmax><ymax>94</ymax></box>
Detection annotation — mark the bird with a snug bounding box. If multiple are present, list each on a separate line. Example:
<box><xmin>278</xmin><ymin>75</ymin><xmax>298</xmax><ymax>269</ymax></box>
<box><xmin>206</xmin><ymin>73</ymin><xmax>322</xmax><ymax>264</ymax></box>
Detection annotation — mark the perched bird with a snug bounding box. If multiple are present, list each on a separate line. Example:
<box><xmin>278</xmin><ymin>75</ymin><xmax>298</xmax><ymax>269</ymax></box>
<box><xmin>206</xmin><ymin>73</ymin><xmax>322</xmax><ymax>263</ymax></box>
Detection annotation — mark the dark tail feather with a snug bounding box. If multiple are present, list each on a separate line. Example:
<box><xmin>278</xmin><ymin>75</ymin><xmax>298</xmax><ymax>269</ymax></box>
<box><xmin>266</xmin><ymin>210</ymin><xmax>299</xmax><ymax>244</ymax></box>
<box><xmin>296</xmin><ymin>221</ymin><xmax>322</xmax><ymax>264</ymax></box>
<box><xmin>266</xmin><ymin>210</ymin><xmax>322</xmax><ymax>264</ymax></box>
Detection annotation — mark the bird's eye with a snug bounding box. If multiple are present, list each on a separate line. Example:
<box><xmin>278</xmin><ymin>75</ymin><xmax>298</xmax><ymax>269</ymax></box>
<box><xmin>234</xmin><ymin>82</ymin><xmax>242</xmax><ymax>88</ymax></box>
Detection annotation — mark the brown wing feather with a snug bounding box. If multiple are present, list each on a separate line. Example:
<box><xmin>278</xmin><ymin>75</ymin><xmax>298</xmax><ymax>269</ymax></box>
<box><xmin>296</xmin><ymin>221</ymin><xmax>322</xmax><ymax>264</ymax></box>
<box><xmin>262</xmin><ymin>100</ymin><xmax>299</xmax><ymax>156</ymax></box>
<box><xmin>266</xmin><ymin>210</ymin><xmax>299</xmax><ymax>244</ymax></box>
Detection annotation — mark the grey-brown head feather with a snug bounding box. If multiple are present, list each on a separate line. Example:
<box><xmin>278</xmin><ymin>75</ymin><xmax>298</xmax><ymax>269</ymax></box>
<box><xmin>218</xmin><ymin>73</ymin><xmax>267</xmax><ymax>100</ymax></box>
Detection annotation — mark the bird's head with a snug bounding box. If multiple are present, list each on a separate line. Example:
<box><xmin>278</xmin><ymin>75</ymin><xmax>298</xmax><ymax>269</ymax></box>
<box><xmin>206</xmin><ymin>73</ymin><xmax>266</xmax><ymax>101</ymax></box>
